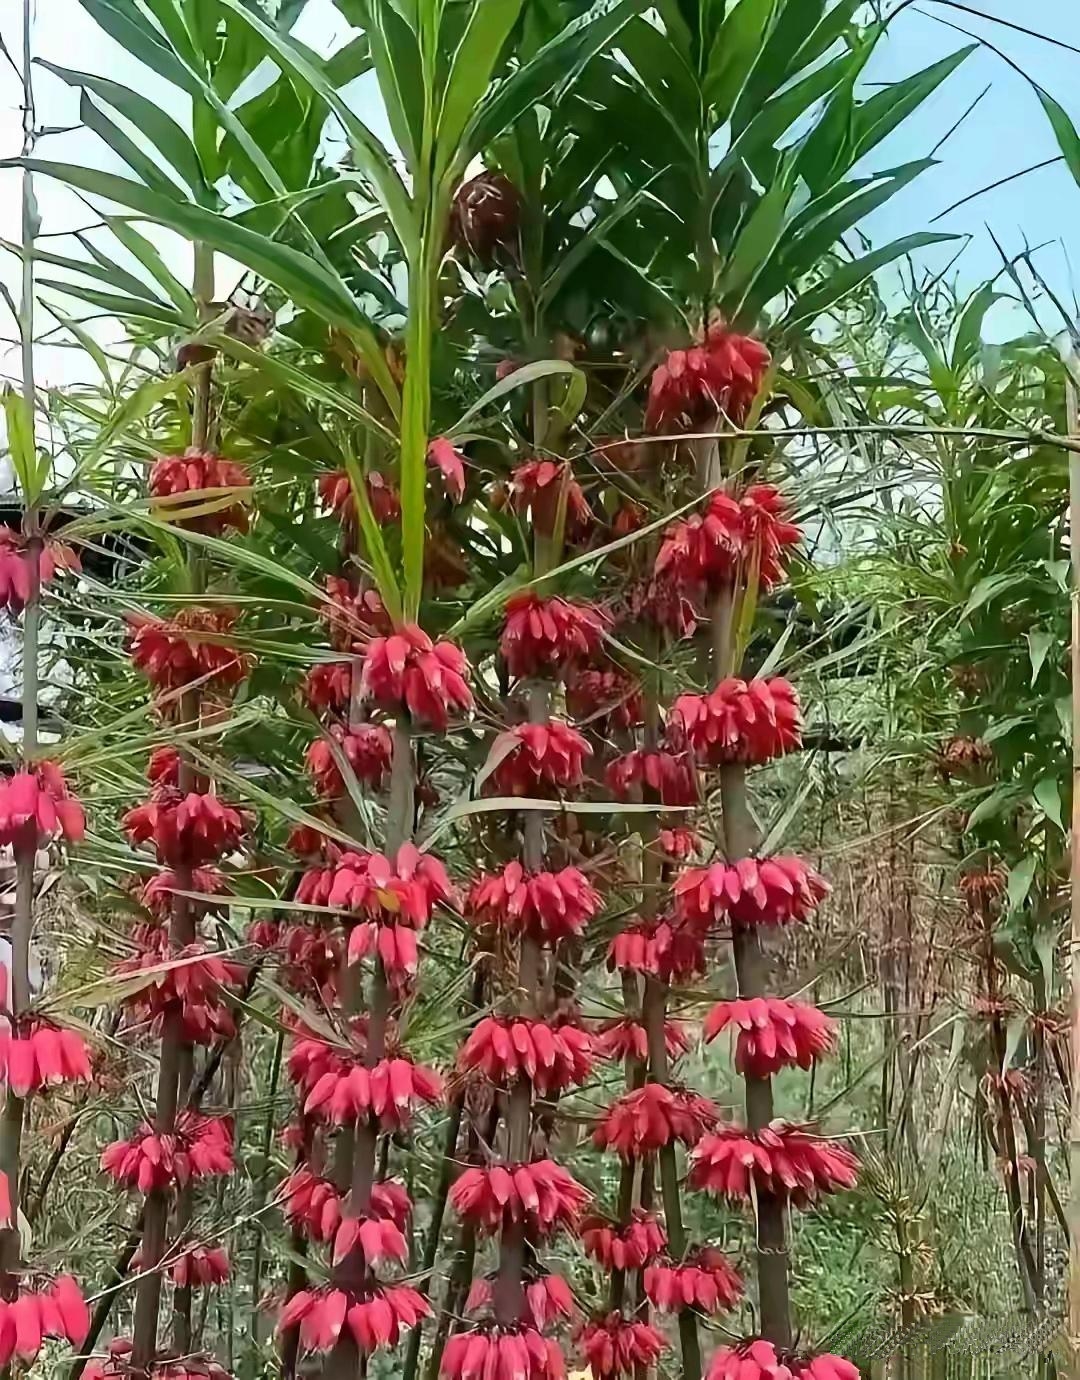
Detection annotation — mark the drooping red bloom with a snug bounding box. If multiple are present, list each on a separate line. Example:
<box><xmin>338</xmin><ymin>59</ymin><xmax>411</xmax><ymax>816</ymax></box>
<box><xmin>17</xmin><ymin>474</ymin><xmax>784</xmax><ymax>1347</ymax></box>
<box><xmin>319</xmin><ymin>469</ymin><xmax>400</xmax><ymax>525</ymax></box>
<box><xmin>306</xmin><ymin>725</ymin><xmax>393</xmax><ymax>797</ymax></box>
<box><xmin>269</xmin><ymin>920</ymin><xmax>344</xmax><ymax>999</ymax></box>
<box><xmin>449</xmin><ymin>170</ymin><xmax>522</xmax><ymax>267</ymax></box>
<box><xmin>0</xmin><ymin>762</ymin><xmax>85</xmax><ymax>847</ymax></box>
<box><xmin>280</xmin><ymin>1168</ymin><xmax>410</xmax><ymax>1243</ymax></box>
<box><xmin>458</xmin><ymin>1016</ymin><xmax>593</xmax><ymax>1094</ymax></box>
<box><xmin>149</xmin><ymin>448</ymin><xmax>250</xmax><ymax>534</ymax></box>
<box><xmin>139</xmin><ymin>867</ymin><xmax>228</xmax><ymax>922</ymax></box>
<box><xmin>441</xmin><ymin>1325</ymin><xmax>565</xmax><ymax>1380</ymax></box>
<box><xmin>427</xmin><ymin>438</ymin><xmax>467</xmax><ymax>502</ymax></box>
<box><xmin>361</xmin><ymin>625</ymin><xmax>473</xmax><ymax>729</ymax></box>
<box><xmin>670</xmin><ymin>677</ymin><xmax>801</xmax><ymax>767</ymax></box>
<box><xmin>167</xmin><ymin>1246</ymin><xmax>230</xmax><ymax>1287</ymax></box>
<box><xmin>122</xmin><ymin>790</ymin><xmax>247</xmax><ymax>866</ymax></box>
<box><xmin>488</xmin><ymin>721</ymin><xmax>591</xmax><ymax>796</ymax></box>
<box><xmin>467</xmin><ymin>861</ymin><xmax>599</xmax><ymax>941</ymax></box>
<box><xmin>0</xmin><ymin>527</ymin><xmax>81</xmax><ymax>613</ymax></box>
<box><xmin>644</xmin><ymin>1248</ymin><xmax>743</xmax><ymax>1314</ymax></box>
<box><xmin>690</xmin><ymin>1123</ymin><xmax>858</xmax><ymax>1206</ymax></box>
<box><xmin>510</xmin><ymin>460</ymin><xmax>590</xmax><ymax>537</ymax></box>
<box><xmin>327</xmin><ymin>844</ymin><xmax>456</xmax><ymax>974</ymax></box>
<box><xmin>500</xmin><ymin>592</ymin><xmax>608</xmax><ymax>679</ymax></box>
<box><xmin>101</xmin><ymin>1112</ymin><xmax>234</xmax><ymax>1192</ymax></box>
<box><xmin>278</xmin><ymin>1283</ymin><xmax>430</xmax><ymax>1355</ymax></box>
<box><xmin>117</xmin><ymin>943</ymin><xmax>244</xmax><ymax>1045</ymax></box>
<box><xmin>704</xmin><ymin>997</ymin><xmax>836</xmax><ymax>1077</ymax></box>
<box><xmin>706</xmin><ymin>1340</ymin><xmax>860</xmax><ymax>1380</ymax></box>
<box><xmin>449</xmin><ymin>1159</ymin><xmax>589</xmax><ymax>1236</ymax></box>
<box><xmin>321</xmin><ymin>577</ymin><xmax>390</xmax><ymax>650</ymax></box>
<box><xmin>579</xmin><ymin>1313</ymin><xmax>665</xmax><ymax>1380</ymax></box>
<box><xmin>656</xmin><ymin>485</ymin><xmax>800</xmax><ymax>596</ymax></box>
<box><xmin>330</xmin><ymin>1213</ymin><xmax>408</xmax><ymax>1267</ymax></box>
<box><xmin>658</xmin><ymin>826</ymin><xmax>700</xmax><ymax>860</ymax></box>
<box><xmin>607</xmin><ymin>916</ymin><xmax>707</xmax><ymax>983</ymax></box>
<box><xmin>302</xmin><ymin>660</ymin><xmax>354</xmax><ymax>714</ymax></box>
<box><xmin>565</xmin><ymin>667</ymin><xmax>643</xmax><ymax>732</ymax></box>
<box><xmin>83</xmin><ymin>1340</ymin><xmax>232</xmax><ymax>1380</ymax></box>
<box><xmin>128</xmin><ymin>608</ymin><xmax>250</xmax><ymax>696</ymax></box>
<box><xmin>645</xmin><ymin>323</ymin><xmax>770</xmax><ymax>432</ymax></box>
<box><xmin>302</xmin><ymin>1053</ymin><xmax>442</xmax><ymax>1129</ymax></box>
<box><xmin>605</xmin><ymin>749</ymin><xmax>696</xmax><ymax>805</ymax></box>
<box><xmin>0</xmin><ymin>1018</ymin><xmax>92</xmax><ymax>1094</ymax></box>
<box><xmin>593</xmin><ymin>1017</ymin><xmax>687</xmax><ymax>1064</ymax></box>
<box><xmin>147</xmin><ymin>746</ymin><xmax>181</xmax><ymax>789</ymax></box>
<box><xmin>0</xmin><ymin>1276</ymin><xmax>90</xmax><ymax>1367</ymax></box>
<box><xmin>674</xmin><ymin>857</ymin><xmax>828</xmax><ymax>929</ymax></box>
<box><xmin>581</xmin><ymin>1210</ymin><xmax>666</xmax><ymax>1271</ymax></box>
<box><xmin>593</xmin><ymin>1083</ymin><xmax>717</xmax><ymax>1157</ymax></box>
<box><xmin>465</xmin><ymin>1273</ymin><xmax>574</xmax><ymax>1331</ymax></box>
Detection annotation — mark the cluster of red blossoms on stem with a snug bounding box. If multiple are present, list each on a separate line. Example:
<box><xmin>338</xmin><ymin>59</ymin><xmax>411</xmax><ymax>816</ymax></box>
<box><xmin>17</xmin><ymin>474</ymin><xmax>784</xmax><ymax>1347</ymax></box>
<box><xmin>510</xmin><ymin>460</ymin><xmax>590</xmax><ymax>538</ymax></box>
<box><xmin>450</xmin><ymin>1159</ymin><xmax>589</xmax><ymax>1236</ymax></box>
<box><xmin>458</xmin><ymin>1015</ymin><xmax>593</xmax><ymax>1094</ymax></box>
<box><xmin>582</xmin><ymin>1210</ymin><xmax>666</xmax><ymax>1271</ymax></box>
<box><xmin>123</xmin><ymin>788</ymin><xmax>247</xmax><ymax>867</ymax></box>
<box><xmin>593</xmin><ymin>1083</ymin><xmax>717</xmax><ymax>1157</ymax></box>
<box><xmin>0</xmin><ymin>1276</ymin><xmax>89</xmax><ymax>1367</ymax></box>
<box><xmin>0</xmin><ymin>528</ymin><xmax>80</xmax><ymax>613</ymax></box>
<box><xmin>674</xmin><ymin>856</ymin><xmax>829</xmax><ymax>929</ymax></box>
<box><xmin>690</xmin><ymin>1123</ymin><xmax>859</xmax><ymax>1206</ymax></box>
<box><xmin>279</xmin><ymin>1283</ymin><xmax>431</xmax><ymax>1355</ymax></box>
<box><xmin>0</xmin><ymin>1017</ymin><xmax>92</xmax><ymax>1093</ymax></box>
<box><xmin>128</xmin><ymin>608</ymin><xmax>250</xmax><ymax>697</ymax></box>
<box><xmin>645</xmin><ymin>322</ymin><xmax>770</xmax><ymax>431</ymax></box>
<box><xmin>360</xmin><ymin>625</ymin><xmax>472</xmax><ymax>729</ymax></box>
<box><xmin>671</xmin><ymin>676</ymin><xmax>801</xmax><ymax>767</ymax></box>
<box><xmin>644</xmin><ymin>1248</ymin><xmax>743</xmax><ymax>1313</ymax></box>
<box><xmin>706</xmin><ymin>1340</ymin><xmax>859</xmax><ymax>1380</ymax></box>
<box><xmin>0</xmin><ymin>761</ymin><xmax>85</xmax><ymax>847</ymax></box>
<box><xmin>101</xmin><ymin>1112</ymin><xmax>234</xmax><ymax>1192</ymax></box>
<box><xmin>655</xmin><ymin>484</ymin><xmax>800</xmax><ymax>598</ymax></box>
<box><xmin>84</xmin><ymin>1341</ymin><xmax>233</xmax><ymax>1380</ymax></box>
<box><xmin>441</xmin><ymin>1326</ymin><xmax>567</xmax><ymax>1380</ymax></box>
<box><xmin>488</xmin><ymin>721</ymin><xmax>590</xmax><ymax>795</ymax></box>
<box><xmin>704</xmin><ymin>997</ymin><xmax>836</xmax><ymax>1077</ymax></box>
<box><xmin>500</xmin><ymin>592</ymin><xmax>608</xmax><ymax>679</ymax></box>
<box><xmin>580</xmin><ymin>1314</ymin><xmax>665</xmax><ymax>1380</ymax></box>
<box><xmin>467</xmin><ymin>861</ymin><xmax>599</xmax><ymax>941</ymax></box>
<box><xmin>305</xmin><ymin>724</ymin><xmax>393</xmax><ymax>796</ymax></box>
<box><xmin>465</xmin><ymin>1274</ymin><xmax>574</xmax><ymax>1331</ymax></box>
<box><xmin>149</xmin><ymin>448</ymin><xmax>249</xmax><ymax>534</ymax></box>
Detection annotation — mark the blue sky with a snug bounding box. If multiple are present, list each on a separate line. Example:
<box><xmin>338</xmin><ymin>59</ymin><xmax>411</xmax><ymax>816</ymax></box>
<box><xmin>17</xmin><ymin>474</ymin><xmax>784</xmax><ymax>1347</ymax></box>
<box><xmin>0</xmin><ymin>0</ymin><xmax>1077</xmax><ymax>379</ymax></box>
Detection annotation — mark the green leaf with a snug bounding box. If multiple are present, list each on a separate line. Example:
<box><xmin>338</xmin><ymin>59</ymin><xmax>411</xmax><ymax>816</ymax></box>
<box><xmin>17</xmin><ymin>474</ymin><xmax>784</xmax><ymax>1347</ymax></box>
<box><xmin>40</xmin><ymin>304</ymin><xmax>113</xmax><ymax>389</ymax></box>
<box><xmin>541</xmin><ymin>188</ymin><xmax>650</xmax><ymax>309</ymax></box>
<box><xmin>1033</xmin><ymin>777</ymin><xmax>1064</xmax><ymax>833</ymax></box>
<box><xmin>780</xmin><ymin>233</ymin><xmax>959</xmax><ymax>331</ymax></box>
<box><xmin>851</xmin><ymin>46</ymin><xmax>974</xmax><ymax>166</ymax></box>
<box><xmin>705</xmin><ymin>0</ymin><xmax>776</xmax><ymax>120</ymax></box>
<box><xmin>100</xmin><ymin>215</ymin><xmax>194</xmax><ymax>313</ymax></box>
<box><xmin>37</xmin><ymin>59</ymin><xmax>212</xmax><ymax>201</ymax></box>
<box><xmin>1033</xmin><ymin>923</ymin><xmax>1058</xmax><ymax>999</ymax></box>
<box><xmin>341</xmin><ymin>449</ymin><xmax>404</xmax><ymax>626</ymax></box>
<box><xmin>449</xmin><ymin>360</ymin><xmax>583</xmax><ymax>434</ymax></box>
<box><xmin>36</xmin><ymin>278</ymin><xmax>190</xmax><ymax>333</ymax></box>
<box><xmin>2</xmin><ymin>387</ymin><xmax>39</xmax><ymax>502</ymax></box>
<box><xmin>1037</xmin><ymin>84</ymin><xmax>1080</xmax><ymax>185</ymax></box>
<box><xmin>951</xmin><ymin>283</ymin><xmax>998</xmax><ymax>374</ymax></box>
<box><xmin>78</xmin><ymin>0</ymin><xmax>200</xmax><ymax>94</ymax></box>
<box><xmin>76</xmin><ymin>89</ymin><xmax>189</xmax><ymax>200</ymax></box>
<box><xmin>362</xmin><ymin>0</ymin><xmax>424</xmax><ymax>171</ymax></box>
<box><xmin>964</xmin><ymin>782</ymin><xmax>1024</xmax><ymax>831</ymax></box>
<box><xmin>1027</xmin><ymin>630</ymin><xmax>1053</xmax><ymax>686</ymax></box>
<box><xmin>218</xmin><ymin>0</ymin><xmax>417</xmax><ymax>261</ymax></box>
<box><xmin>961</xmin><ymin>571</ymin><xmax>1029</xmax><ymax>619</ymax></box>
<box><xmin>0</xmin><ymin>237</ymin><xmax>176</xmax><ymax>314</ymax></box>
<box><xmin>437</xmin><ymin>0</ymin><xmax>524</xmax><ymax>177</ymax></box>
<box><xmin>1006</xmin><ymin>855</ymin><xmax>1037</xmax><ymax>913</ymax></box>
<box><xmin>731</xmin><ymin>0</ymin><xmax>825</xmax><ymax>132</ymax></box>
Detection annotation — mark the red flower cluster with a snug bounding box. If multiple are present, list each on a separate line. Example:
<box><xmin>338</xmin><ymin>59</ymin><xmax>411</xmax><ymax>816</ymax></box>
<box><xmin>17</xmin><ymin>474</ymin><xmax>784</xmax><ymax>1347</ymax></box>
<box><xmin>644</xmin><ymin>1249</ymin><xmax>742</xmax><ymax>1314</ymax></box>
<box><xmin>0</xmin><ymin>762</ymin><xmax>85</xmax><ymax>847</ymax></box>
<box><xmin>449</xmin><ymin>1159</ymin><xmax>589</xmax><ymax>1236</ymax></box>
<box><xmin>122</xmin><ymin>790</ymin><xmax>246</xmax><ymax>866</ymax></box>
<box><xmin>84</xmin><ymin>1342</ymin><xmax>232</xmax><ymax>1380</ymax></box>
<box><xmin>670</xmin><ymin>677</ymin><xmax>801</xmax><ymax>767</ymax></box>
<box><xmin>441</xmin><ymin>1326</ymin><xmax>565</xmax><ymax>1380</ymax></box>
<box><xmin>279</xmin><ymin>1283</ymin><xmax>430</xmax><ymax>1354</ymax></box>
<box><xmin>302</xmin><ymin>1053</ymin><xmax>442</xmax><ymax>1129</ymax></box>
<box><xmin>319</xmin><ymin>470</ymin><xmax>400</xmax><ymax>525</ymax></box>
<box><xmin>0</xmin><ymin>1276</ymin><xmax>89</xmax><ymax>1366</ymax></box>
<box><xmin>659</xmin><ymin>825</ymin><xmax>700</xmax><ymax>860</ymax></box>
<box><xmin>0</xmin><ymin>528</ymin><xmax>81</xmax><ymax>613</ymax></box>
<box><xmin>607</xmin><ymin>917</ymin><xmax>707</xmax><ymax>983</ymax></box>
<box><xmin>128</xmin><ymin>608</ymin><xmax>250</xmax><ymax>696</ymax></box>
<box><xmin>149</xmin><ymin>449</ymin><xmax>249</xmax><ymax>534</ymax></box>
<box><xmin>118</xmin><ymin>944</ymin><xmax>244</xmax><ymax>1045</ymax></box>
<box><xmin>140</xmin><ymin>867</ymin><xmax>228</xmax><ymax>922</ymax></box>
<box><xmin>465</xmin><ymin>1273</ymin><xmax>574</xmax><ymax>1330</ymax></box>
<box><xmin>322</xmin><ymin>844</ymin><xmax>455</xmax><ymax>974</ymax></box>
<box><xmin>280</xmin><ymin>1167</ymin><xmax>410</xmax><ymax>1243</ymax></box>
<box><xmin>581</xmin><ymin>1210</ymin><xmax>665</xmax><ymax>1271</ymax></box>
<box><xmin>361</xmin><ymin>625</ymin><xmax>473</xmax><ymax>729</ymax></box>
<box><xmin>655</xmin><ymin>485</ymin><xmax>800</xmax><ymax>596</ymax></box>
<box><xmin>321</xmin><ymin>577</ymin><xmax>390</xmax><ymax>649</ymax></box>
<box><xmin>489</xmin><ymin>721</ymin><xmax>591</xmax><ymax>796</ymax></box>
<box><xmin>302</xmin><ymin>660</ymin><xmax>354</xmax><ymax>714</ymax></box>
<box><xmin>467</xmin><ymin>862</ymin><xmax>599</xmax><ymax>941</ymax></box>
<box><xmin>458</xmin><ymin>1016</ymin><xmax>593</xmax><ymax>1094</ymax></box>
<box><xmin>169</xmin><ymin>1247</ymin><xmax>230</xmax><ymax>1287</ymax></box>
<box><xmin>593</xmin><ymin>1083</ymin><xmax>717</xmax><ymax>1157</ymax></box>
<box><xmin>428</xmin><ymin>438</ymin><xmax>466</xmax><ymax>502</ymax></box>
<box><xmin>510</xmin><ymin>460</ymin><xmax>590</xmax><ymax>538</ymax></box>
<box><xmin>706</xmin><ymin>1341</ymin><xmax>860</xmax><ymax>1380</ymax></box>
<box><xmin>645</xmin><ymin>324</ymin><xmax>770</xmax><ymax>432</ymax></box>
<box><xmin>674</xmin><ymin>856</ymin><xmax>828</xmax><ymax>929</ymax></box>
<box><xmin>565</xmin><ymin>667</ymin><xmax>643</xmax><ymax>732</ymax></box>
<box><xmin>593</xmin><ymin>1017</ymin><xmax>687</xmax><ymax>1064</ymax></box>
<box><xmin>605</xmin><ymin>749</ymin><xmax>696</xmax><ymax>805</ymax></box>
<box><xmin>500</xmin><ymin>592</ymin><xmax>608</xmax><ymax>679</ymax></box>
<box><xmin>331</xmin><ymin>1213</ymin><xmax>407</xmax><ymax>1267</ymax></box>
<box><xmin>580</xmin><ymin>1313</ymin><xmax>665</xmax><ymax>1380</ymax></box>
<box><xmin>704</xmin><ymin>997</ymin><xmax>836</xmax><ymax>1078</ymax></box>
<box><xmin>306</xmin><ymin>725</ymin><xmax>393</xmax><ymax>797</ymax></box>
<box><xmin>101</xmin><ymin>1112</ymin><xmax>233</xmax><ymax>1192</ymax></box>
<box><xmin>0</xmin><ymin>1019</ymin><xmax>92</xmax><ymax>1094</ymax></box>
<box><xmin>690</xmin><ymin>1124</ymin><xmax>858</xmax><ymax>1205</ymax></box>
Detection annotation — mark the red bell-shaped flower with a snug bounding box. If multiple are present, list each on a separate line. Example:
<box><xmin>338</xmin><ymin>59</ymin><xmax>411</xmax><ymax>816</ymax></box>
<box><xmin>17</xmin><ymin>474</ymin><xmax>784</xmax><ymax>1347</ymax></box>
<box><xmin>690</xmin><ymin>1123</ymin><xmax>858</xmax><ymax>1206</ymax></box>
<box><xmin>0</xmin><ymin>762</ymin><xmax>85</xmax><ymax>848</ymax></box>
<box><xmin>278</xmin><ymin>1283</ymin><xmax>430</xmax><ymax>1355</ymax></box>
<box><xmin>644</xmin><ymin>1247</ymin><xmax>743</xmax><ymax>1314</ymax></box>
<box><xmin>510</xmin><ymin>460</ymin><xmax>590</xmax><ymax>538</ymax></box>
<box><xmin>458</xmin><ymin>1015</ymin><xmax>593</xmax><ymax>1094</ymax></box>
<box><xmin>579</xmin><ymin>1312</ymin><xmax>665</xmax><ymax>1380</ymax></box>
<box><xmin>488</xmin><ymin>721</ymin><xmax>591</xmax><ymax>796</ymax></box>
<box><xmin>565</xmin><ymin>667</ymin><xmax>643</xmax><ymax>732</ymax></box>
<box><xmin>707</xmin><ymin>1339</ymin><xmax>860</xmax><ymax>1380</ymax></box>
<box><xmin>670</xmin><ymin>677</ymin><xmax>801</xmax><ymax>767</ymax></box>
<box><xmin>149</xmin><ymin>449</ymin><xmax>249</xmax><ymax>534</ymax></box>
<box><xmin>645</xmin><ymin>323</ymin><xmax>770</xmax><ymax>432</ymax></box>
<box><xmin>122</xmin><ymin>790</ymin><xmax>247</xmax><ymax>866</ymax></box>
<box><xmin>441</xmin><ymin>1325</ymin><xmax>565</xmax><ymax>1380</ymax></box>
<box><xmin>674</xmin><ymin>856</ymin><xmax>828</xmax><ymax>929</ymax></box>
<box><xmin>128</xmin><ymin>608</ymin><xmax>250</xmax><ymax>696</ymax></box>
<box><xmin>449</xmin><ymin>1159</ymin><xmax>589</xmax><ymax>1236</ymax></box>
<box><xmin>500</xmin><ymin>592</ymin><xmax>608</xmax><ymax>680</ymax></box>
<box><xmin>306</xmin><ymin>725</ymin><xmax>393</xmax><ymax>797</ymax></box>
<box><xmin>605</xmin><ymin>749</ymin><xmax>697</xmax><ymax>805</ymax></box>
<box><xmin>467</xmin><ymin>861</ymin><xmax>599</xmax><ymax>942</ymax></box>
<box><xmin>593</xmin><ymin>1083</ymin><xmax>717</xmax><ymax>1157</ymax></box>
<box><xmin>427</xmin><ymin>438</ymin><xmax>467</xmax><ymax>502</ymax></box>
<box><xmin>361</xmin><ymin>625</ymin><xmax>473</xmax><ymax>729</ymax></box>
<box><xmin>704</xmin><ymin>996</ymin><xmax>836</xmax><ymax>1077</ymax></box>
<box><xmin>581</xmin><ymin>1210</ymin><xmax>666</xmax><ymax>1271</ymax></box>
